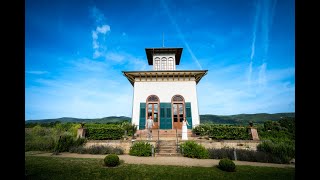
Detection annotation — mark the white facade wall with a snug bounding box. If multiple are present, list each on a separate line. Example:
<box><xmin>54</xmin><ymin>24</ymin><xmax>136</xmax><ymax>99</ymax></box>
<box><xmin>132</xmin><ymin>81</ymin><xmax>200</xmax><ymax>129</ymax></box>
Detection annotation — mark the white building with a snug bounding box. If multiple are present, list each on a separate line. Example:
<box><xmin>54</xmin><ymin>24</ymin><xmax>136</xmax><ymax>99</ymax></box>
<box><xmin>123</xmin><ymin>47</ymin><xmax>207</xmax><ymax>130</ymax></box>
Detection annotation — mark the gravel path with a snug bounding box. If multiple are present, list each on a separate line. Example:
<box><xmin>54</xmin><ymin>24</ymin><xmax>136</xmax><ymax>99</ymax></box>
<box><xmin>26</xmin><ymin>152</ymin><xmax>295</xmax><ymax>168</ymax></box>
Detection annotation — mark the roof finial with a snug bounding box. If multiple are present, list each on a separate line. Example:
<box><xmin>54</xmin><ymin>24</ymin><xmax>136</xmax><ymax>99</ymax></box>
<box><xmin>162</xmin><ymin>32</ymin><xmax>164</xmax><ymax>47</ymax></box>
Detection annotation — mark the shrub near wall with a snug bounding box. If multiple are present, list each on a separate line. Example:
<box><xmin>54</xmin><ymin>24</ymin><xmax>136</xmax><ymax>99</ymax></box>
<box><xmin>208</xmin><ymin>148</ymin><xmax>274</xmax><ymax>163</ymax></box>
<box><xmin>207</xmin><ymin>126</ymin><xmax>250</xmax><ymax>140</ymax></box>
<box><xmin>257</xmin><ymin>141</ymin><xmax>295</xmax><ymax>164</ymax></box>
<box><xmin>193</xmin><ymin>124</ymin><xmax>250</xmax><ymax>140</ymax></box>
<box><xmin>180</xmin><ymin>141</ymin><xmax>209</xmax><ymax>159</ymax></box>
<box><xmin>54</xmin><ymin>134</ymin><xmax>86</xmax><ymax>153</ymax></box>
<box><xmin>25</xmin><ymin>126</ymin><xmax>56</xmax><ymax>151</ymax></box>
<box><xmin>69</xmin><ymin>145</ymin><xmax>124</xmax><ymax>155</ymax></box>
<box><xmin>129</xmin><ymin>142</ymin><xmax>152</xmax><ymax>156</ymax></box>
<box><xmin>86</xmin><ymin>127</ymin><xmax>124</xmax><ymax>140</ymax></box>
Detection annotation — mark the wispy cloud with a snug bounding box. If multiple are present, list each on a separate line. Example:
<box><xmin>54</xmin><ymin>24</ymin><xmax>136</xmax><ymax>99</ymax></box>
<box><xmin>247</xmin><ymin>0</ymin><xmax>261</xmax><ymax>86</ymax></box>
<box><xmin>247</xmin><ymin>0</ymin><xmax>277</xmax><ymax>87</ymax></box>
<box><xmin>90</xmin><ymin>7</ymin><xmax>111</xmax><ymax>59</ymax></box>
<box><xmin>105</xmin><ymin>52</ymin><xmax>125</xmax><ymax>62</ymax></box>
<box><xmin>26</xmin><ymin>71</ymin><xmax>49</xmax><ymax>75</ymax></box>
<box><xmin>258</xmin><ymin>62</ymin><xmax>267</xmax><ymax>88</ymax></box>
<box><xmin>198</xmin><ymin>62</ymin><xmax>294</xmax><ymax>115</ymax></box>
<box><xmin>160</xmin><ymin>0</ymin><xmax>203</xmax><ymax>70</ymax></box>
<box><xmin>70</xmin><ymin>58</ymin><xmax>109</xmax><ymax>72</ymax></box>
<box><xmin>90</xmin><ymin>6</ymin><xmax>106</xmax><ymax>24</ymax></box>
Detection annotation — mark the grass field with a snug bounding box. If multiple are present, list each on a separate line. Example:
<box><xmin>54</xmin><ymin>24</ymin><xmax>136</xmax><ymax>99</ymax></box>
<box><xmin>25</xmin><ymin>156</ymin><xmax>295</xmax><ymax>180</ymax></box>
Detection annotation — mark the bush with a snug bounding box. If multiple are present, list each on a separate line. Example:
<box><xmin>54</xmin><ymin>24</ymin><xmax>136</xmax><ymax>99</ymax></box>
<box><xmin>69</xmin><ymin>146</ymin><xmax>87</xmax><ymax>154</ymax></box>
<box><xmin>73</xmin><ymin>137</ymin><xmax>87</xmax><ymax>147</ymax></box>
<box><xmin>218</xmin><ymin>158</ymin><xmax>236</xmax><ymax>172</ymax></box>
<box><xmin>54</xmin><ymin>135</ymin><xmax>74</xmax><ymax>152</ymax></box>
<box><xmin>25</xmin><ymin>136</ymin><xmax>56</xmax><ymax>151</ymax></box>
<box><xmin>129</xmin><ymin>142</ymin><xmax>152</xmax><ymax>156</ymax></box>
<box><xmin>235</xmin><ymin>149</ymin><xmax>273</xmax><ymax>162</ymax></box>
<box><xmin>104</xmin><ymin>154</ymin><xmax>120</xmax><ymax>167</ymax></box>
<box><xmin>69</xmin><ymin>145</ymin><xmax>124</xmax><ymax>155</ymax></box>
<box><xmin>120</xmin><ymin>122</ymin><xmax>137</xmax><ymax>136</ymax></box>
<box><xmin>207</xmin><ymin>147</ymin><xmax>290</xmax><ymax>164</ymax></box>
<box><xmin>180</xmin><ymin>141</ymin><xmax>209</xmax><ymax>159</ymax></box>
<box><xmin>112</xmin><ymin>147</ymin><xmax>125</xmax><ymax>155</ymax></box>
<box><xmin>257</xmin><ymin>141</ymin><xmax>295</xmax><ymax>164</ymax></box>
<box><xmin>208</xmin><ymin>148</ymin><xmax>234</xmax><ymax>160</ymax></box>
<box><xmin>54</xmin><ymin>135</ymin><xmax>86</xmax><ymax>153</ymax></box>
<box><xmin>192</xmin><ymin>124</ymin><xmax>250</xmax><ymax>140</ymax></box>
<box><xmin>32</xmin><ymin>125</ymin><xmax>48</xmax><ymax>136</ymax></box>
<box><xmin>86</xmin><ymin>127</ymin><xmax>124</xmax><ymax>140</ymax></box>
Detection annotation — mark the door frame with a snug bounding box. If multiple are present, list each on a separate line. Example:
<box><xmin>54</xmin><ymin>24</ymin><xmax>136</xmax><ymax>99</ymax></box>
<box><xmin>146</xmin><ymin>95</ymin><xmax>160</xmax><ymax>129</ymax></box>
<box><xmin>171</xmin><ymin>95</ymin><xmax>185</xmax><ymax>130</ymax></box>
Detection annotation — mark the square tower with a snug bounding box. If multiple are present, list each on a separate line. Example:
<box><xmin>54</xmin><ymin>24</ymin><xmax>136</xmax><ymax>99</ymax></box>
<box><xmin>145</xmin><ymin>48</ymin><xmax>183</xmax><ymax>70</ymax></box>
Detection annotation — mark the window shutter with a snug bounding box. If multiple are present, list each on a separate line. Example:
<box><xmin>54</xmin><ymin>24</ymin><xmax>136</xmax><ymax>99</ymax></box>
<box><xmin>160</xmin><ymin>103</ymin><xmax>166</xmax><ymax>129</ymax></box>
<box><xmin>139</xmin><ymin>103</ymin><xmax>146</xmax><ymax>129</ymax></box>
<box><xmin>185</xmin><ymin>102</ymin><xmax>192</xmax><ymax>129</ymax></box>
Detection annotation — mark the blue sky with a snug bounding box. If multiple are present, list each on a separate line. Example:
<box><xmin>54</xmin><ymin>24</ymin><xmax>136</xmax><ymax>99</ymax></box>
<box><xmin>25</xmin><ymin>0</ymin><xmax>295</xmax><ymax>120</ymax></box>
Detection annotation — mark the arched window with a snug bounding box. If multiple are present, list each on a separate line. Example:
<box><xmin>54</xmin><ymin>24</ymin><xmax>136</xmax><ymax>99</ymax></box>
<box><xmin>171</xmin><ymin>95</ymin><xmax>185</xmax><ymax>129</ymax></box>
<box><xmin>146</xmin><ymin>95</ymin><xmax>160</xmax><ymax>128</ymax></box>
<box><xmin>147</xmin><ymin>95</ymin><xmax>159</xmax><ymax>102</ymax></box>
<box><xmin>154</xmin><ymin>57</ymin><xmax>160</xmax><ymax>70</ymax></box>
<box><xmin>168</xmin><ymin>57</ymin><xmax>174</xmax><ymax>70</ymax></box>
<box><xmin>161</xmin><ymin>57</ymin><xmax>167</xmax><ymax>70</ymax></box>
<box><xmin>172</xmin><ymin>95</ymin><xmax>184</xmax><ymax>101</ymax></box>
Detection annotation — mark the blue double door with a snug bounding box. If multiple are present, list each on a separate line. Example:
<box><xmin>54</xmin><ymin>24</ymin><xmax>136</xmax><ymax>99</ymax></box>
<box><xmin>139</xmin><ymin>102</ymin><xmax>192</xmax><ymax>130</ymax></box>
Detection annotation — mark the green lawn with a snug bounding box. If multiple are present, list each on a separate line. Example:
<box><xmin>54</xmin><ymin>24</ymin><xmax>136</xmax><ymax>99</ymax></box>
<box><xmin>25</xmin><ymin>156</ymin><xmax>295</xmax><ymax>180</ymax></box>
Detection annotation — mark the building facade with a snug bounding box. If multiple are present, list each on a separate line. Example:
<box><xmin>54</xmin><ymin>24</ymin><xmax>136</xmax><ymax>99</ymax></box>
<box><xmin>123</xmin><ymin>47</ymin><xmax>207</xmax><ymax>130</ymax></box>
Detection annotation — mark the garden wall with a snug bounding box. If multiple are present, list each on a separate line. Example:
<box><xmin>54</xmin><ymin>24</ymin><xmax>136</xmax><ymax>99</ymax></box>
<box><xmin>84</xmin><ymin>140</ymin><xmax>157</xmax><ymax>154</ymax></box>
<box><xmin>84</xmin><ymin>139</ymin><xmax>260</xmax><ymax>154</ymax></box>
<box><xmin>189</xmin><ymin>140</ymin><xmax>260</xmax><ymax>151</ymax></box>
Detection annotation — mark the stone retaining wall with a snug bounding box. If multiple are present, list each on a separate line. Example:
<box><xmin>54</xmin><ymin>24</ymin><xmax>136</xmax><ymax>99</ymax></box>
<box><xmin>187</xmin><ymin>140</ymin><xmax>260</xmax><ymax>151</ymax></box>
<box><xmin>84</xmin><ymin>140</ymin><xmax>157</xmax><ymax>154</ymax></box>
<box><xmin>84</xmin><ymin>139</ymin><xmax>260</xmax><ymax>154</ymax></box>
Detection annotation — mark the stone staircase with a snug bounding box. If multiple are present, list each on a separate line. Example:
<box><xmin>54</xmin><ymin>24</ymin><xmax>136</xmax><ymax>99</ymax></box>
<box><xmin>156</xmin><ymin>140</ymin><xmax>181</xmax><ymax>157</ymax></box>
<box><xmin>136</xmin><ymin>129</ymin><xmax>193</xmax><ymax>140</ymax></box>
<box><xmin>135</xmin><ymin>129</ymin><xmax>194</xmax><ymax>157</ymax></box>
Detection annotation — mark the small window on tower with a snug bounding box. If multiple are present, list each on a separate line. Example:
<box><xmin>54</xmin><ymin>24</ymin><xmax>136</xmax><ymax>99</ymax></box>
<box><xmin>168</xmin><ymin>57</ymin><xmax>174</xmax><ymax>70</ymax></box>
<box><xmin>161</xmin><ymin>57</ymin><xmax>167</xmax><ymax>70</ymax></box>
<box><xmin>155</xmin><ymin>57</ymin><xmax>160</xmax><ymax>70</ymax></box>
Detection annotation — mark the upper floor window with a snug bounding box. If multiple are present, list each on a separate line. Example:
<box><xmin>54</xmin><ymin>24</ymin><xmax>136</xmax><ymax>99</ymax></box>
<box><xmin>161</xmin><ymin>57</ymin><xmax>167</xmax><ymax>70</ymax></box>
<box><xmin>147</xmin><ymin>95</ymin><xmax>159</xmax><ymax>102</ymax></box>
<box><xmin>168</xmin><ymin>57</ymin><xmax>174</xmax><ymax>70</ymax></box>
<box><xmin>172</xmin><ymin>95</ymin><xmax>184</xmax><ymax>102</ymax></box>
<box><xmin>154</xmin><ymin>57</ymin><xmax>160</xmax><ymax>70</ymax></box>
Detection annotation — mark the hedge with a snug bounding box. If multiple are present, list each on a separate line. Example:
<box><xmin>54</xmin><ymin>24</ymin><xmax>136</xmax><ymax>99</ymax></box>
<box><xmin>86</xmin><ymin>127</ymin><xmax>124</xmax><ymax>140</ymax></box>
<box><xmin>193</xmin><ymin>124</ymin><xmax>250</xmax><ymax>140</ymax></box>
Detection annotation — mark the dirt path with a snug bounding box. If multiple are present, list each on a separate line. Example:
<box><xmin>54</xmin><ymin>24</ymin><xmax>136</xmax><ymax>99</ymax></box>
<box><xmin>26</xmin><ymin>152</ymin><xmax>295</xmax><ymax>168</ymax></box>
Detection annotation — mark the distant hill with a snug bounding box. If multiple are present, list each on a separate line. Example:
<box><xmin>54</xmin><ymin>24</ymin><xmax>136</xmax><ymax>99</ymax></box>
<box><xmin>26</xmin><ymin>112</ymin><xmax>294</xmax><ymax>125</ymax></box>
<box><xmin>25</xmin><ymin>116</ymin><xmax>131</xmax><ymax>124</ymax></box>
<box><xmin>200</xmin><ymin>112</ymin><xmax>295</xmax><ymax>125</ymax></box>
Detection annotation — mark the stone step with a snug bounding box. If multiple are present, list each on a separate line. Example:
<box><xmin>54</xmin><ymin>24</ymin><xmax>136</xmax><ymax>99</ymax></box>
<box><xmin>158</xmin><ymin>149</ymin><xmax>177</xmax><ymax>154</ymax></box>
<box><xmin>158</xmin><ymin>141</ymin><xmax>176</xmax><ymax>146</ymax></box>
<box><xmin>159</xmin><ymin>146</ymin><xmax>176</xmax><ymax>150</ymax></box>
<box><xmin>156</xmin><ymin>153</ymin><xmax>182</xmax><ymax>157</ymax></box>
